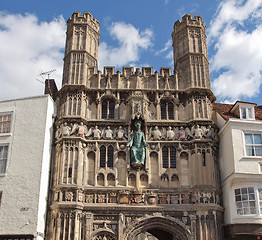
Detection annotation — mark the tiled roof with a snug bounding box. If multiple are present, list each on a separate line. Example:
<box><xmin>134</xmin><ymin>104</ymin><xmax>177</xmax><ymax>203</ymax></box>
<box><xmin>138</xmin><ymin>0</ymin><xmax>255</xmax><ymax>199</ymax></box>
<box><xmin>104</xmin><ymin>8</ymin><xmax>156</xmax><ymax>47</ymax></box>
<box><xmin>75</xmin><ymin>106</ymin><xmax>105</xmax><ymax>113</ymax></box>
<box><xmin>213</xmin><ymin>102</ymin><xmax>262</xmax><ymax>121</ymax></box>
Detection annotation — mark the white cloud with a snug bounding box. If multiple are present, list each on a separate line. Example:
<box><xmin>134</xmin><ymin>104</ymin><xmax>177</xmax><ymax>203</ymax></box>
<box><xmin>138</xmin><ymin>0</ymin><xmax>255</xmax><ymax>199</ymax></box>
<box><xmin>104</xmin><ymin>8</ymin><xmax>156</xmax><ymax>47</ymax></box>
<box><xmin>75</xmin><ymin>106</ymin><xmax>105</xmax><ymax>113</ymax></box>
<box><xmin>209</xmin><ymin>0</ymin><xmax>262</xmax><ymax>102</ymax></box>
<box><xmin>164</xmin><ymin>0</ymin><xmax>170</xmax><ymax>5</ymax></box>
<box><xmin>155</xmin><ymin>39</ymin><xmax>172</xmax><ymax>56</ymax></box>
<box><xmin>98</xmin><ymin>22</ymin><xmax>153</xmax><ymax>69</ymax></box>
<box><xmin>0</xmin><ymin>12</ymin><xmax>66</xmax><ymax>100</ymax></box>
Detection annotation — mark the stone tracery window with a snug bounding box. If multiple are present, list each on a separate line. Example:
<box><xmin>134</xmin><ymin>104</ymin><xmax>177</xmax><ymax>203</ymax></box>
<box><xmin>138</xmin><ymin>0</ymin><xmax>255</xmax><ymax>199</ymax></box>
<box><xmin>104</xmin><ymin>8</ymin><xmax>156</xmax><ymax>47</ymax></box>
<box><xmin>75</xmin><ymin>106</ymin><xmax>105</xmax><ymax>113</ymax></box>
<box><xmin>160</xmin><ymin>101</ymin><xmax>174</xmax><ymax>120</ymax></box>
<box><xmin>100</xmin><ymin>145</ymin><xmax>114</xmax><ymax>168</ymax></box>
<box><xmin>102</xmin><ymin>100</ymin><xmax>115</xmax><ymax>119</ymax></box>
<box><xmin>93</xmin><ymin>232</ymin><xmax>116</xmax><ymax>240</ymax></box>
<box><xmin>162</xmin><ymin>146</ymin><xmax>176</xmax><ymax>168</ymax></box>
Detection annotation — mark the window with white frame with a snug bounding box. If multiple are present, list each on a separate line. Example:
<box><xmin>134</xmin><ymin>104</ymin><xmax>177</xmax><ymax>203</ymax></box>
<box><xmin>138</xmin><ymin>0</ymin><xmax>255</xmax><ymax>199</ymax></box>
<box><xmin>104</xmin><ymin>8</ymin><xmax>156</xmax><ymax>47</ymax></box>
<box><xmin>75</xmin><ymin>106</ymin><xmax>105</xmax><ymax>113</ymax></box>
<box><xmin>240</xmin><ymin>106</ymin><xmax>255</xmax><ymax>120</ymax></box>
<box><xmin>0</xmin><ymin>145</ymin><xmax>8</xmax><ymax>173</ymax></box>
<box><xmin>0</xmin><ymin>113</ymin><xmax>12</xmax><ymax>134</ymax></box>
<box><xmin>244</xmin><ymin>133</ymin><xmax>262</xmax><ymax>156</ymax></box>
<box><xmin>234</xmin><ymin>187</ymin><xmax>262</xmax><ymax>216</ymax></box>
<box><xmin>235</xmin><ymin>187</ymin><xmax>256</xmax><ymax>215</ymax></box>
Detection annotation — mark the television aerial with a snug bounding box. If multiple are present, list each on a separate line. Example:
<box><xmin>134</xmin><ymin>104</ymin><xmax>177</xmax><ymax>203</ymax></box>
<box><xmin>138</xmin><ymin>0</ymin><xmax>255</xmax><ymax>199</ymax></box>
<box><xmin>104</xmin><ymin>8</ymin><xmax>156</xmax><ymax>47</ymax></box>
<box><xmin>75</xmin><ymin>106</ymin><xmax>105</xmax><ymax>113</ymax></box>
<box><xmin>35</xmin><ymin>69</ymin><xmax>56</xmax><ymax>95</ymax></box>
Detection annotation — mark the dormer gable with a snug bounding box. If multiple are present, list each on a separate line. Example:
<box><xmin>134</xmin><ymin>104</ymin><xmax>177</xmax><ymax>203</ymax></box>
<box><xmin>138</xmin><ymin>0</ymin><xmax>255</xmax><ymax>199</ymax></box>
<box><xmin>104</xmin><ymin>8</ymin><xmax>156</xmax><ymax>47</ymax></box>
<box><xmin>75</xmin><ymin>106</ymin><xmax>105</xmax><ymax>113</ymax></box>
<box><xmin>230</xmin><ymin>101</ymin><xmax>256</xmax><ymax>120</ymax></box>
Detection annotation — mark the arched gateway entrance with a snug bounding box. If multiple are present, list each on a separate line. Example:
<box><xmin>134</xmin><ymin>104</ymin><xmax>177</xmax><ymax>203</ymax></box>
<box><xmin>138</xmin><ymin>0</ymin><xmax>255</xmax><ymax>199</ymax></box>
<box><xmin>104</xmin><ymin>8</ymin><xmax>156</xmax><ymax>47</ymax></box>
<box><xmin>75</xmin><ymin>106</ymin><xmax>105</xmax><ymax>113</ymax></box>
<box><xmin>123</xmin><ymin>215</ymin><xmax>192</xmax><ymax>240</ymax></box>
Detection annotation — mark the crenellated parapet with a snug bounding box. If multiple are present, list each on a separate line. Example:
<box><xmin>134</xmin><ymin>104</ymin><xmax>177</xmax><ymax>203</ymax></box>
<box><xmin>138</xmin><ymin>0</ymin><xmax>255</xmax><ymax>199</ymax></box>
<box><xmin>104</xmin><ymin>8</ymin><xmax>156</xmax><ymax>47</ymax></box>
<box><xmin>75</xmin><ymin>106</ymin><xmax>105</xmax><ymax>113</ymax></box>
<box><xmin>67</xmin><ymin>11</ymin><xmax>100</xmax><ymax>34</ymax></box>
<box><xmin>173</xmin><ymin>14</ymin><xmax>206</xmax><ymax>34</ymax></box>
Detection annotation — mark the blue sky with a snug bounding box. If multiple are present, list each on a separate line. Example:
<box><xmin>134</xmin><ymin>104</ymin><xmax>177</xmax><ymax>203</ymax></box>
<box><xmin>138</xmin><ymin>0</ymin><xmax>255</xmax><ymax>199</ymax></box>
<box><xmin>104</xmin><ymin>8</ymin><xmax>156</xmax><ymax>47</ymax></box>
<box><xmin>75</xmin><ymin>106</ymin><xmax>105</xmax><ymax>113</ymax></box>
<box><xmin>0</xmin><ymin>0</ymin><xmax>262</xmax><ymax>105</ymax></box>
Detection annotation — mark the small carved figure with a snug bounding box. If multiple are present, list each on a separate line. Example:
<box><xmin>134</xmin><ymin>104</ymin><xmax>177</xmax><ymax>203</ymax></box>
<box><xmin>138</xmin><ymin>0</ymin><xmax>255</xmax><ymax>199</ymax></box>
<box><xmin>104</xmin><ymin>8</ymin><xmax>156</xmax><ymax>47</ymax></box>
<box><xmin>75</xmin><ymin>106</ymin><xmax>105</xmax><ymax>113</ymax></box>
<box><xmin>93</xmin><ymin>126</ymin><xmax>102</xmax><ymax>139</ymax></box>
<box><xmin>149</xmin><ymin>126</ymin><xmax>162</xmax><ymax>140</ymax></box>
<box><xmin>116</xmin><ymin>126</ymin><xmax>127</xmax><ymax>140</ymax></box>
<box><xmin>178</xmin><ymin>127</ymin><xmax>186</xmax><ymax>140</ymax></box>
<box><xmin>185</xmin><ymin>127</ymin><xmax>193</xmax><ymax>139</ymax></box>
<box><xmin>194</xmin><ymin>125</ymin><xmax>203</xmax><ymax>139</ymax></box>
<box><xmin>205</xmin><ymin>125</ymin><xmax>216</xmax><ymax>139</ymax></box>
<box><xmin>127</xmin><ymin>120</ymin><xmax>149</xmax><ymax>167</ymax></box>
<box><xmin>166</xmin><ymin>126</ymin><xmax>175</xmax><ymax>140</ymax></box>
<box><xmin>104</xmin><ymin>126</ymin><xmax>114</xmax><ymax>139</ymax></box>
<box><xmin>71</xmin><ymin>122</ymin><xmax>88</xmax><ymax>137</ymax></box>
<box><xmin>56</xmin><ymin>122</ymin><xmax>71</xmax><ymax>138</ymax></box>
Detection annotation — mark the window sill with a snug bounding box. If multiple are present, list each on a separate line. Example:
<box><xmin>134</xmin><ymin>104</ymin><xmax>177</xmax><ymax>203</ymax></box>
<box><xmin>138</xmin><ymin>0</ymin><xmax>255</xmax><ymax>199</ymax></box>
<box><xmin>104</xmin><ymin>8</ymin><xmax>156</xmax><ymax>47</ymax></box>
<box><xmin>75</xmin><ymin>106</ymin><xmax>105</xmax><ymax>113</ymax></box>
<box><xmin>241</xmin><ymin>156</ymin><xmax>262</xmax><ymax>160</ymax></box>
<box><xmin>0</xmin><ymin>133</ymin><xmax>12</xmax><ymax>137</ymax></box>
<box><xmin>0</xmin><ymin>173</ymin><xmax>7</xmax><ymax>177</ymax></box>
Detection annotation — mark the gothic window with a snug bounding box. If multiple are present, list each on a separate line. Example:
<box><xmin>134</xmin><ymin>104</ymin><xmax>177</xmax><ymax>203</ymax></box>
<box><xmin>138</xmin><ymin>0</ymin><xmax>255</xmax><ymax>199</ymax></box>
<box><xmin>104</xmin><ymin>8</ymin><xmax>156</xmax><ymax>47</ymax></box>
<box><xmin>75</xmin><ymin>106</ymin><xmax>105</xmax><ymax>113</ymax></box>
<box><xmin>93</xmin><ymin>232</ymin><xmax>116</xmax><ymax>240</ymax></box>
<box><xmin>100</xmin><ymin>145</ymin><xmax>114</xmax><ymax>168</ymax></box>
<box><xmin>244</xmin><ymin>133</ymin><xmax>262</xmax><ymax>156</ymax></box>
<box><xmin>68</xmin><ymin>167</ymin><xmax>72</xmax><ymax>177</ymax></box>
<box><xmin>171</xmin><ymin>174</ymin><xmax>179</xmax><ymax>182</ymax></box>
<box><xmin>0</xmin><ymin>113</ymin><xmax>12</xmax><ymax>134</ymax></box>
<box><xmin>102</xmin><ymin>100</ymin><xmax>115</xmax><ymax>119</ymax></box>
<box><xmin>0</xmin><ymin>145</ymin><xmax>8</xmax><ymax>174</ymax></box>
<box><xmin>198</xmin><ymin>102</ymin><xmax>202</xmax><ymax>114</ymax></box>
<box><xmin>202</xmin><ymin>151</ymin><xmax>206</xmax><ymax>167</ymax></box>
<box><xmin>100</xmin><ymin>146</ymin><xmax>106</xmax><ymax>167</ymax></box>
<box><xmin>107</xmin><ymin>146</ymin><xmax>114</xmax><ymax>168</ymax></box>
<box><xmin>161</xmin><ymin>101</ymin><xmax>174</xmax><ymax>120</ymax></box>
<box><xmin>161</xmin><ymin>174</ymin><xmax>169</xmax><ymax>182</ymax></box>
<box><xmin>162</xmin><ymin>146</ymin><xmax>176</xmax><ymax>168</ymax></box>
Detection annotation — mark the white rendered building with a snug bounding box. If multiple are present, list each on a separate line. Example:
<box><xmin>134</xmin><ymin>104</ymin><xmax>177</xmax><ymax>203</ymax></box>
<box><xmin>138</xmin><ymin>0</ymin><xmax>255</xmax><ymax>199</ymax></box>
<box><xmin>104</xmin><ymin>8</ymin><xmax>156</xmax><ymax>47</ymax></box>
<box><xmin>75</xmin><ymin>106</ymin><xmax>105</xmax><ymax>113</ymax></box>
<box><xmin>214</xmin><ymin>101</ymin><xmax>262</xmax><ymax>239</ymax></box>
<box><xmin>0</xmin><ymin>95</ymin><xmax>56</xmax><ymax>240</ymax></box>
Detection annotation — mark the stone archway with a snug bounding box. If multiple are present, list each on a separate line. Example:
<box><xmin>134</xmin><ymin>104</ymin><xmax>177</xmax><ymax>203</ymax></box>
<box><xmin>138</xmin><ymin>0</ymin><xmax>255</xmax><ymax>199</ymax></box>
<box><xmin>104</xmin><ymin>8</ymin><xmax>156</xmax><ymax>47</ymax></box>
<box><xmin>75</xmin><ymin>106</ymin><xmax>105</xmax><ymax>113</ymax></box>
<box><xmin>123</xmin><ymin>215</ymin><xmax>192</xmax><ymax>240</ymax></box>
<box><xmin>92</xmin><ymin>230</ymin><xmax>117</xmax><ymax>240</ymax></box>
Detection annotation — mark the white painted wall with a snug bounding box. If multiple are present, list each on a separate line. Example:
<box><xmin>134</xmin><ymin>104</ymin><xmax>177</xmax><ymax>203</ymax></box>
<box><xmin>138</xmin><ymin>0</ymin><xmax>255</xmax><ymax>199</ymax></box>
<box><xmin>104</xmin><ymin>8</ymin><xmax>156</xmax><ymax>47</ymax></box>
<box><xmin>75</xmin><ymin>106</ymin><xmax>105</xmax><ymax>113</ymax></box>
<box><xmin>0</xmin><ymin>95</ymin><xmax>56</xmax><ymax>239</ymax></box>
<box><xmin>217</xmin><ymin>115</ymin><xmax>262</xmax><ymax>225</ymax></box>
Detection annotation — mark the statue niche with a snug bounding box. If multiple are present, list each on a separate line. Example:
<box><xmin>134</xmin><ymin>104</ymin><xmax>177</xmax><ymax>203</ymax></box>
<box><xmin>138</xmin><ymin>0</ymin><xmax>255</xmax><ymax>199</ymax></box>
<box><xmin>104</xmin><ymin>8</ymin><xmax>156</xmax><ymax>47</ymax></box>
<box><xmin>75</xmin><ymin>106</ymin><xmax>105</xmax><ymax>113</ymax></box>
<box><xmin>127</xmin><ymin>120</ymin><xmax>149</xmax><ymax>169</ymax></box>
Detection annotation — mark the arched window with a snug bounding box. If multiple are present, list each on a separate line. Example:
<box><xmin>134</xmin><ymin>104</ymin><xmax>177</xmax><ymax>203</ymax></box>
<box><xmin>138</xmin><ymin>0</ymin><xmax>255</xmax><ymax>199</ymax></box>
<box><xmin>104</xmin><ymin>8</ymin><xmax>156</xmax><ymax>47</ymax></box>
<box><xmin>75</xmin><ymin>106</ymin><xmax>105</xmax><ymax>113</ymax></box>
<box><xmin>162</xmin><ymin>146</ymin><xmax>176</xmax><ymax>168</ymax></box>
<box><xmin>202</xmin><ymin>151</ymin><xmax>206</xmax><ymax>167</ymax></box>
<box><xmin>161</xmin><ymin>101</ymin><xmax>174</xmax><ymax>120</ymax></box>
<box><xmin>171</xmin><ymin>174</ymin><xmax>179</xmax><ymax>182</ymax></box>
<box><xmin>162</xmin><ymin>146</ymin><xmax>168</xmax><ymax>168</ymax></box>
<box><xmin>161</xmin><ymin>174</ymin><xmax>169</xmax><ymax>182</ymax></box>
<box><xmin>101</xmin><ymin>100</ymin><xmax>115</xmax><ymax>119</ymax></box>
<box><xmin>170</xmin><ymin>146</ymin><xmax>176</xmax><ymax>168</ymax></box>
<box><xmin>107</xmin><ymin>146</ymin><xmax>114</xmax><ymax>168</ymax></box>
<box><xmin>100</xmin><ymin>145</ymin><xmax>114</xmax><ymax>168</ymax></box>
<box><xmin>100</xmin><ymin>146</ymin><xmax>106</xmax><ymax>167</ymax></box>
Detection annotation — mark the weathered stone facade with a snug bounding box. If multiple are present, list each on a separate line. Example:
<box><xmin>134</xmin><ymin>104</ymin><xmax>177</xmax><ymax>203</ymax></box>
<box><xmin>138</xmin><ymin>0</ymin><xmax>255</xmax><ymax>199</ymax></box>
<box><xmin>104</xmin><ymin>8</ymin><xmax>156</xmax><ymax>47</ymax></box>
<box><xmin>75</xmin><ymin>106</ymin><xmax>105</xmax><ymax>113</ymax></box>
<box><xmin>46</xmin><ymin>12</ymin><xmax>223</xmax><ymax>240</ymax></box>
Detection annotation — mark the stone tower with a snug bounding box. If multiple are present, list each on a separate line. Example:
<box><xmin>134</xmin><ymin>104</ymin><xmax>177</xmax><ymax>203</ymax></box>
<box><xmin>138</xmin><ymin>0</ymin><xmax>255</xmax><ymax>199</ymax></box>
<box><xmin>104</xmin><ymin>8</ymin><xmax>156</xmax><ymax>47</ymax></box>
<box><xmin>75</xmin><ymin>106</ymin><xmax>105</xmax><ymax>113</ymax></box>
<box><xmin>46</xmin><ymin>12</ymin><xmax>223</xmax><ymax>240</ymax></box>
<box><xmin>172</xmin><ymin>14</ymin><xmax>210</xmax><ymax>89</ymax></box>
<box><xmin>62</xmin><ymin>12</ymin><xmax>100</xmax><ymax>86</ymax></box>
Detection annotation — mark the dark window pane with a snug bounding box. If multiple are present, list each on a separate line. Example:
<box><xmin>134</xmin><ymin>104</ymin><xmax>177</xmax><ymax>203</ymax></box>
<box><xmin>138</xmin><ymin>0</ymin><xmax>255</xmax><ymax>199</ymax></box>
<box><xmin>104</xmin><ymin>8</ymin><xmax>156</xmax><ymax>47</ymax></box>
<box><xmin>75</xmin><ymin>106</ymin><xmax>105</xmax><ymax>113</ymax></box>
<box><xmin>100</xmin><ymin>146</ymin><xmax>106</xmax><ymax>167</ymax></box>
<box><xmin>101</xmin><ymin>101</ymin><xmax>107</xmax><ymax>119</ymax></box>
<box><xmin>254</xmin><ymin>134</ymin><xmax>262</xmax><ymax>144</ymax></box>
<box><xmin>107</xmin><ymin>146</ymin><xmax>114</xmax><ymax>168</ymax></box>
<box><xmin>202</xmin><ymin>152</ymin><xmax>206</xmax><ymax>167</ymax></box>
<box><xmin>170</xmin><ymin>147</ymin><xmax>176</xmax><ymax>168</ymax></box>
<box><xmin>109</xmin><ymin>101</ymin><xmax>115</xmax><ymax>119</ymax></box>
<box><xmin>168</xmin><ymin>102</ymin><xmax>174</xmax><ymax>120</ymax></box>
<box><xmin>162</xmin><ymin>146</ymin><xmax>168</xmax><ymax>168</ymax></box>
<box><xmin>161</xmin><ymin>102</ymin><xmax>167</xmax><ymax>120</ymax></box>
